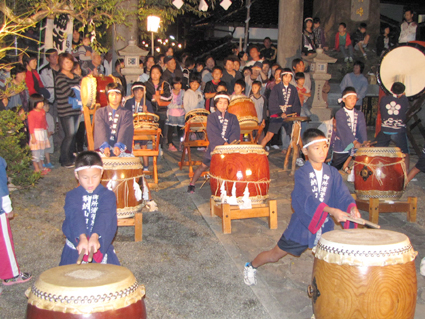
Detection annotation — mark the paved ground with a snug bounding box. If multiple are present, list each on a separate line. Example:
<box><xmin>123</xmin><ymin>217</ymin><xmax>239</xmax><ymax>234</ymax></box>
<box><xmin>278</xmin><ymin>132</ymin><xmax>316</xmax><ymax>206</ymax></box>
<box><xmin>1</xmin><ymin>141</ymin><xmax>424</xmax><ymax>318</ymax></box>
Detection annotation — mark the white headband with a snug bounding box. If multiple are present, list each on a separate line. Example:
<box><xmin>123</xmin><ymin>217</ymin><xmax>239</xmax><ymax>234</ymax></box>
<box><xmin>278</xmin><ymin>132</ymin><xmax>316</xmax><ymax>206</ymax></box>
<box><xmin>303</xmin><ymin>138</ymin><xmax>328</xmax><ymax>149</ymax></box>
<box><xmin>338</xmin><ymin>93</ymin><xmax>357</xmax><ymax>103</ymax></box>
<box><xmin>281</xmin><ymin>71</ymin><xmax>293</xmax><ymax>77</ymax></box>
<box><xmin>132</xmin><ymin>85</ymin><xmax>145</xmax><ymax>91</ymax></box>
<box><xmin>107</xmin><ymin>89</ymin><xmax>122</xmax><ymax>95</ymax></box>
<box><xmin>214</xmin><ymin>94</ymin><xmax>230</xmax><ymax>101</ymax></box>
<box><xmin>75</xmin><ymin>165</ymin><xmax>104</xmax><ymax>172</ymax></box>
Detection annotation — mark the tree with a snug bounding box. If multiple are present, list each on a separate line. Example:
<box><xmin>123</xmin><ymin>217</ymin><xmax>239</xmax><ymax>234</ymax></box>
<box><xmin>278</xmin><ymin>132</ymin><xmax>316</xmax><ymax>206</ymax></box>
<box><xmin>0</xmin><ymin>0</ymin><xmax>212</xmax><ymax>60</ymax></box>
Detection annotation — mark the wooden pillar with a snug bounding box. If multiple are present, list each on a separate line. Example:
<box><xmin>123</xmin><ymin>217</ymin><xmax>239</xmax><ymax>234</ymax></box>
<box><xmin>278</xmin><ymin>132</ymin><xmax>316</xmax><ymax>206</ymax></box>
<box><xmin>277</xmin><ymin>0</ymin><xmax>304</xmax><ymax>68</ymax></box>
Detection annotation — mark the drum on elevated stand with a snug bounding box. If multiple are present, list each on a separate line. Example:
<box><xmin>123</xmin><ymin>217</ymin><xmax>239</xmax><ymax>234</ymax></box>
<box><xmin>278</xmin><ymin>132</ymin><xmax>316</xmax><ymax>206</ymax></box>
<box><xmin>101</xmin><ymin>157</ymin><xmax>145</xmax><ymax>219</ymax></box>
<box><xmin>133</xmin><ymin>112</ymin><xmax>160</xmax><ymax>130</ymax></box>
<box><xmin>26</xmin><ymin>264</ymin><xmax>146</xmax><ymax>318</ymax></box>
<box><xmin>209</xmin><ymin>145</ymin><xmax>270</xmax><ymax>204</ymax></box>
<box><xmin>353</xmin><ymin>147</ymin><xmax>406</xmax><ymax>200</ymax></box>
<box><xmin>81</xmin><ymin>74</ymin><xmax>122</xmax><ymax>109</ymax></box>
<box><xmin>184</xmin><ymin>108</ymin><xmax>210</xmax><ymax>131</ymax></box>
<box><xmin>309</xmin><ymin>229</ymin><xmax>417</xmax><ymax>319</ymax></box>
<box><xmin>228</xmin><ymin>97</ymin><xmax>258</xmax><ymax>127</ymax></box>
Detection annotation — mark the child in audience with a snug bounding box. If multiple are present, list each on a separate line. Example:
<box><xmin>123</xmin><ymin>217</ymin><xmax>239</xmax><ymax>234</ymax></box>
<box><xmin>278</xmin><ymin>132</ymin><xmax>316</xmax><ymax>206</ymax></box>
<box><xmin>351</xmin><ymin>23</ymin><xmax>370</xmax><ymax>60</ymax></box>
<box><xmin>335</xmin><ymin>22</ymin><xmax>354</xmax><ymax>62</ymax></box>
<box><xmin>231</xmin><ymin>79</ymin><xmax>246</xmax><ymax>100</ymax></box>
<box><xmin>166</xmin><ymin>77</ymin><xmax>185</xmax><ymax>152</ymax></box>
<box><xmin>204</xmin><ymin>66</ymin><xmax>223</xmax><ymax>111</ymax></box>
<box><xmin>27</xmin><ymin>94</ymin><xmax>51</xmax><ymax>175</ymax></box>
<box><xmin>183</xmin><ymin>74</ymin><xmax>205</xmax><ymax>113</ymax></box>
<box><xmin>210</xmin><ymin>82</ymin><xmax>228</xmax><ymax>113</ymax></box>
<box><xmin>43</xmin><ymin>103</ymin><xmax>55</xmax><ymax>169</ymax></box>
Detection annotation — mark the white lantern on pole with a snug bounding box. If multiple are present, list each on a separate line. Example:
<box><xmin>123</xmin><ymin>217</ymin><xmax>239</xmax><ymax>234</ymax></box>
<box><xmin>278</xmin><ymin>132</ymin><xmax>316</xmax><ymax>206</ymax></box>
<box><xmin>147</xmin><ymin>16</ymin><xmax>161</xmax><ymax>56</ymax></box>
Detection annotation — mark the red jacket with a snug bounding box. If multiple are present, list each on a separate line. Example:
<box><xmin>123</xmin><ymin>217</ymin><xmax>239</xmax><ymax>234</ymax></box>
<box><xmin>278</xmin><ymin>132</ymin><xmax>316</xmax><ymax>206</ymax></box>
<box><xmin>334</xmin><ymin>32</ymin><xmax>352</xmax><ymax>51</ymax></box>
<box><xmin>25</xmin><ymin>70</ymin><xmax>45</xmax><ymax>96</ymax></box>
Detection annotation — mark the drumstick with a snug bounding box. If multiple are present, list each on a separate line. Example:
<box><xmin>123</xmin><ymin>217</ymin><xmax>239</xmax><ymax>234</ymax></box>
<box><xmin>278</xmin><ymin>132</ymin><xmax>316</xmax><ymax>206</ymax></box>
<box><xmin>286</xmin><ymin>112</ymin><xmax>297</xmax><ymax>117</ymax></box>
<box><xmin>76</xmin><ymin>248</ymin><xmax>86</xmax><ymax>265</ymax></box>
<box><xmin>230</xmin><ymin>140</ymin><xmax>240</xmax><ymax>145</ymax></box>
<box><xmin>345</xmin><ymin>216</ymin><xmax>381</xmax><ymax>229</ymax></box>
<box><xmin>88</xmin><ymin>246</ymin><xmax>95</xmax><ymax>263</ymax></box>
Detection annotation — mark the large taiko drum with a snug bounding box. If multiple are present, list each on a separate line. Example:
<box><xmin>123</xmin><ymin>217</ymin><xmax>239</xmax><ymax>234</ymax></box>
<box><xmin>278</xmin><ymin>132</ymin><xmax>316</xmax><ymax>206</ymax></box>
<box><xmin>81</xmin><ymin>75</ymin><xmax>121</xmax><ymax>109</ymax></box>
<box><xmin>309</xmin><ymin>229</ymin><xmax>417</xmax><ymax>319</ymax></box>
<box><xmin>185</xmin><ymin>108</ymin><xmax>210</xmax><ymax>131</ymax></box>
<box><xmin>228</xmin><ymin>97</ymin><xmax>258</xmax><ymax>126</ymax></box>
<box><xmin>209</xmin><ymin>145</ymin><xmax>270</xmax><ymax>204</ymax></box>
<box><xmin>353</xmin><ymin>147</ymin><xmax>406</xmax><ymax>200</ymax></box>
<box><xmin>26</xmin><ymin>264</ymin><xmax>146</xmax><ymax>319</ymax></box>
<box><xmin>378</xmin><ymin>41</ymin><xmax>425</xmax><ymax>98</ymax></box>
<box><xmin>101</xmin><ymin>157</ymin><xmax>145</xmax><ymax>219</ymax></box>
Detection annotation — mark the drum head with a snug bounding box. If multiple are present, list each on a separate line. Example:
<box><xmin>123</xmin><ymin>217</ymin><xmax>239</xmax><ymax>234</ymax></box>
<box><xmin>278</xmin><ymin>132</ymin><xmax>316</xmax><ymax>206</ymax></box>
<box><xmin>81</xmin><ymin>75</ymin><xmax>97</xmax><ymax>109</ymax></box>
<box><xmin>27</xmin><ymin>264</ymin><xmax>145</xmax><ymax>314</ymax></box>
<box><xmin>378</xmin><ymin>42</ymin><xmax>425</xmax><ymax>98</ymax></box>
<box><xmin>185</xmin><ymin>108</ymin><xmax>210</xmax><ymax>121</ymax></box>
<box><xmin>101</xmin><ymin>156</ymin><xmax>143</xmax><ymax>170</ymax></box>
<box><xmin>314</xmin><ymin>229</ymin><xmax>417</xmax><ymax>266</ymax></box>
<box><xmin>212</xmin><ymin>144</ymin><xmax>267</xmax><ymax>155</ymax></box>
<box><xmin>355</xmin><ymin>146</ymin><xmax>404</xmax><ymax>158</ymax></box>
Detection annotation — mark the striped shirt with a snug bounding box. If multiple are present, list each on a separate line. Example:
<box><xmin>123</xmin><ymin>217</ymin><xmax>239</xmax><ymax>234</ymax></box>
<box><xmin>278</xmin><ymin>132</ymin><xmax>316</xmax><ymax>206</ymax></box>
<box><xmin>55</xmin><ymin>72</ymin><xmax>81</xmax><ymax>117</ymax></box>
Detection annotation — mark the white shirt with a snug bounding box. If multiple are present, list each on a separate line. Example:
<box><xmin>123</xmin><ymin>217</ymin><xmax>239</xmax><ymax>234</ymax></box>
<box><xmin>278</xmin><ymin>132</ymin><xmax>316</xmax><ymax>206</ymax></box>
<box><xmin>314</xmin><ymin>168</ymin><xmax>323</xmax><ymax>192</ymax></box>
<box><xmin>344</xmin><ymin>108</ymin><xmax>355</xmax><ymax>132</ymax></box>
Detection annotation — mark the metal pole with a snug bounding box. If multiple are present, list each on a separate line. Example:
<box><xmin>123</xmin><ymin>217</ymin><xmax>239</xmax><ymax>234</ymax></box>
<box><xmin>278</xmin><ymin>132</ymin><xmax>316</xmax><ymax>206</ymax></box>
<box><xmin>243</xmin><ymin>0</ymin><xmax>251</xmax><ymax>52</ymax></box>
<box><xmin>151</xmin><ymin>32</ymin><xmax>154</xmax><ymax>56</ymax></box>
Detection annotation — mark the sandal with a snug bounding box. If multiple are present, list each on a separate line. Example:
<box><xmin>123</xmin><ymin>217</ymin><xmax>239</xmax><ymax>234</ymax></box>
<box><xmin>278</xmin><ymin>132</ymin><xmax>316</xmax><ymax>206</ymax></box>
<box><xmin>41</xmin><ymin>168</ymin><xmax>51</xmax><ymax>175</ymax></box>
<box><xmin>3</xmin><ymin>272</ymin><xmax>32</xmax><ymax>286</ymax></box>
<box><xmin>187</xmin><ymin>185</ymin><xmax>195</xmax><ymax>194</ymax></box>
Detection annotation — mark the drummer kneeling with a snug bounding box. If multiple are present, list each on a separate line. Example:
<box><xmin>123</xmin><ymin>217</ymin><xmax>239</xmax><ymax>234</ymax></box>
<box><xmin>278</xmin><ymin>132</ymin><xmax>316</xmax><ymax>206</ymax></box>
<box><xmin>60</xmin><ymin>151</ymin><xmax>120</xmax><ymax>266</ymax></box>
<box><xmin>243</xmin><ymin>128</ymin><xmax>361</xmax><ymax>286</ymax></box>
<box><xmin>187</xmin><ymin>92</ymin><xmax>240</xmax><ymax>193</ymax></box>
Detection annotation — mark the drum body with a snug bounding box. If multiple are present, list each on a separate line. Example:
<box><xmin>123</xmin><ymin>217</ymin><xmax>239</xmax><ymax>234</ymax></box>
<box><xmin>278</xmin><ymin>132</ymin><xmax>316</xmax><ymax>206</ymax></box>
<box><xmin>378</xmin><ymin>41</ymin><xmax>425</xmax><ymax>98</ymax></box>
<box><xmin>228</xmin><ymin>97</ymin><xmax>258</xmax><ymax>126</ymax></box>
<box><xmin>310</xmin><ymin>229</ymin><xmax>417</xmax><ymax>319</ymax></box>
<box><xmin>354</xmin><ymin>147</ymin><xmax>406</xmax><ymax>200</ymax></box>
<box><xmin>133</xmin><ymin>112</ymin><xmax>159</xmax><ymax>130</ymax></box>
<box><xmin>26</xmin><ymin>264</ymin><xmax>146</xmax><ymax>319</ymax></box>
<box><xmin>209</xmin><ymin>145</ymin><xmax>270</xmax><ymax>204</ymax></box>
<box><xmin>81</xmin><ymin>75</ymin><xmax>121</xmax><ymax>108</ymax></box>
<box><xmin>101</xmin><ymin>157</ymin><xmax>144</xmax><ymax>219</ymax></box>
<box><xmin>185</xmin><ymin>109</ymin><xmax>209</xmax><ymax>132</ymax></box>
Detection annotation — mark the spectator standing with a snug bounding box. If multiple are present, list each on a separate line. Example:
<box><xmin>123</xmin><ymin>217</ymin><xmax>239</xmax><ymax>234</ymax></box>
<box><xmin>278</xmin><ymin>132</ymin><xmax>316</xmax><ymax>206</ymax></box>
<box><xmin>313</xmin><ymin>17</ymin><xmax>327</xmax><ymax>50</ymax></box>
<box><xmin>201</xmin><ymin>55</ymin><xmax>215</xmax><ymax>91</ymax></box>
<box><xmin>40</xmin><ymin>48</ymin><xmax>59</xmax><ymax>119</ymax></box>
<box><xmin>399</xmin><ymin>8</ymin><xmax>417</xmax><ymax>43</ymax></box>
<box><xmin>81</xmin><ymin>51</ymin><xmax>104</xmax><ymax>77</ymax></box>
<box><xmin>302</xmin><ymin>18</ymin><xmax>316</xmax><ymax>56</ymax></box>
<box><xmin>376</xmin><ymin>25</ymin><xmax>396</xmax><ymax>57</ymax></box>
<box><xmin>55</xmin><ymin>53</ymin><xmax>82</xmax><ymax>168</ymax></box>
<box><xmin>221</xmin><ymin>56</ymin><xmax>243</xmax><ymax>94</ymax></box>
<box><xmin>260</xmin><ymin>37</ymin><xmax>277</xmax><ymax>63</ymax></box>
<box><xmin>6</xmin><ymin>64</ymin><xmax>29</xmax><ymax>112</ymax></box>
<box><xmin>103</xmin><ymin>51</ymin><xmax>113</xmax><ymax>76</ymax></box>
<box><xmin>340</xmin><ymin>60</ymin><xmax>368</xmax><ymax>111</ymax></box>
<box><xmin>24</xmin><ymin>55</ymin><xmax>50</xmax><ymax>100</ymax></box>
<box><xmin>112</xmin><ymin>59</ymin><xmax>127</xmax><ymax>96</ymax></box>
<box><xmin>245</xmin><ymin>46</ymin><xmax>263</xmax><ymax>67</ymax></box>
<box><xmin>162</xmin><ymin>56</ymin><xmax>183</xmax><ymax>85</ymax></box>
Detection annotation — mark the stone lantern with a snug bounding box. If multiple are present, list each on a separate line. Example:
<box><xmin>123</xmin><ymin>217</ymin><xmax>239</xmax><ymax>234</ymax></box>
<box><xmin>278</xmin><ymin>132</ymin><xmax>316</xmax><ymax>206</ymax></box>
<box><xmin>118</xmin><ymin>39</ymin><xmax>148</xmax><ymax>86</ymax></box>
<box><xmin>305</xmin><ymin>48</ymin><xmax>337</xmax><ymax>121</ymax></box>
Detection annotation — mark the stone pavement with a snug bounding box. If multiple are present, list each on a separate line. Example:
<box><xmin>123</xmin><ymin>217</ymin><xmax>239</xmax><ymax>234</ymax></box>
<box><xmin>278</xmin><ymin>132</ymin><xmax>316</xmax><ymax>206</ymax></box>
<box><xmin>166</xmin><ymin>146</ymin><xmax>425</xmax><ymax>319</ymax></box>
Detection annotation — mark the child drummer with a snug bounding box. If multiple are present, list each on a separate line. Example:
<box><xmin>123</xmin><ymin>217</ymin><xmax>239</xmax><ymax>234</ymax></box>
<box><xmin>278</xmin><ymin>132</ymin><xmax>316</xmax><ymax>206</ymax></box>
<box><xmin>187</xmin><ymin>92</ymin><xmax>240</xmax><ymax>193</ymax></box>
<box><xmin>260</xmin><ymin>68</ymin><xmax>301</xmax><ymax>149</ymax></box>
<box><xmin>60</xmin><ymin>151</ymin><xmax>120</xmax><ymax>265</ymax></box>
<box><xmin>244</xmin><ymin>128</ymin><xmax>360</xmax><ymax>286</ymax></box>
<box><xmin>94</xmin><ymin>82</ymin><xmax>134</xmax><ymax>157</ymax></box>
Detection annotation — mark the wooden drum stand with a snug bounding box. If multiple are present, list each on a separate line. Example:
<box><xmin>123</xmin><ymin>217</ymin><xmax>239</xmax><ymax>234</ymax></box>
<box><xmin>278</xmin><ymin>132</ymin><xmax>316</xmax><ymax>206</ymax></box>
<box><xmin>283</xmin><ymin>116</ymin><xmax>310</xmax><ymax>175</ymax></box>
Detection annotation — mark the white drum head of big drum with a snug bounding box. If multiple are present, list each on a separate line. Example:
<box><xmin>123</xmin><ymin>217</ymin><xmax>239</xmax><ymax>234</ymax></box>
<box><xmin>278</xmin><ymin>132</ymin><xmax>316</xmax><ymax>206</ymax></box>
<box><xmin>379</xmin><ymin>44</ymin><xmax>425</xmax><ymax>97</ymax></box>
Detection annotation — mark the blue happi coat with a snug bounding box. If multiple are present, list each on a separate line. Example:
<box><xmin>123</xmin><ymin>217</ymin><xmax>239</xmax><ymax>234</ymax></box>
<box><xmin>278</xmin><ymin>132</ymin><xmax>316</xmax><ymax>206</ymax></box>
<box><xmin>284</xmin><ymin>161</ymin><xmax>357</xmax><ymax>248</ymax></box>
<box><xmin>334</xmin><ymin>107</ymin><xmax>367</xmax><ymax>153</ymax></box>
<box><xmin>204</xmin><ymin>111</ymin><xmax>240</xmax><ymax>162</ymax></box>
<box><xmin>59</xmin><ymin>184</ymin><xmax>120</xmax><ymax>266</ymax></box>
<box><xmin>268</xmin><ymin>82</ymin><xmax>301</xmax><ymax>116</ymax></box>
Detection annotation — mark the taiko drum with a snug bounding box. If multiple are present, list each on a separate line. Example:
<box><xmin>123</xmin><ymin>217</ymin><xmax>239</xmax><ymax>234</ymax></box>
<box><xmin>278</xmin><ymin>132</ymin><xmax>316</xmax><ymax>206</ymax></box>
<box><xmin>309</xmin><ymin>229</ymin><xmax>417</xmax><ymax>319</ymax></box>
<box><xmin>26</xmin><ymin>264</ymin><xmax>147</xmax><ymax>319</ymax></box>
<box><xmin>353</xmin><ymin>147</ymin><xmax>406</xmax><ymax>200</ymax></box>
<box><xmin>81</xmin><ymin>75</ymin><xmax>121</xmax><ymax>108</ymax></box>
<box><xmin>209</xmin><ymin>145</ymin><xmax>270</xmax><ymax>204</ymax></box>
<box><xmin>101</xmin><ymin>157</ymin><xmax>145</xmax><ymax>219</ymax></box>
<box><xmin>227</xmin><ymin>97</ymin><xmax>258</xmax><ymax>126</ymax></box>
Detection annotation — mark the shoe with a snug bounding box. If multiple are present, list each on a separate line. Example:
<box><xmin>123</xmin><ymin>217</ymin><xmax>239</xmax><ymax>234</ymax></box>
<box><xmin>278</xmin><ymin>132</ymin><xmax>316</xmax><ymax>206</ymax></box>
<box><xmin>41</xmin><ymin>168</ymin><xmax>51</xmax><ymax>175</ymax></box>
<box><xmin>271</xmin><ymin>145</ymin><xmax>279</xmax><ymax>150</ymax></box>
<box><xmin>187</xmin><ymin>185</ymin><xmax>195</xmax><ymax>194</ymax></box>
<box><xmin>265</xmin><ymin>146</ymin><xmax>270</xmax><ymax>151</ymax></box>
<box><xmin>143</xmin><ymin>168</ymin><xmax>151</xmax><ymax>179</ymax></box>
<box><xmin>43</xmin><ymin>163</ymin><xmax>54</xmax><ymax>169</ymax></box>
<box><xmin>244</xmin><ymin>262</ymin><xmax>257</xmax><ymax>286</ymax></box>
<box><xmin>344</xmin><ymin>57</ymin><xmax>349</xmax><ymax>62</ymax></box>
<box><xmin>296</xmin><ymin>158</ymin><xmax>304</xmax><ymax>167</ymax></box>
<box><xmin>146</xmin><ymin>200</ymin><xmax>158</xmax><ymax>212</ymax></box>
<box><xmin>168</xmin><ymin>144</ymin><xmax>178</xmax><ymax>152</ymax></box>
<box><xmin>348</xmin><ymin>57</ymin><xmax>353</xmax><ymax>63</ymax></box>
<box><xmin>197</xmin><ymin>147</ymin><xmax>206</xmax><ymax>151</ymax></box>
<box><xmin>420</xmin><ymin>257</ymin><xmax>425</xmax><ymax>276</ymax></box>
<box><xmin>3</xmin><ymin>272</ymin><xmax>32</xmax><ymax>286</ymax></box>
